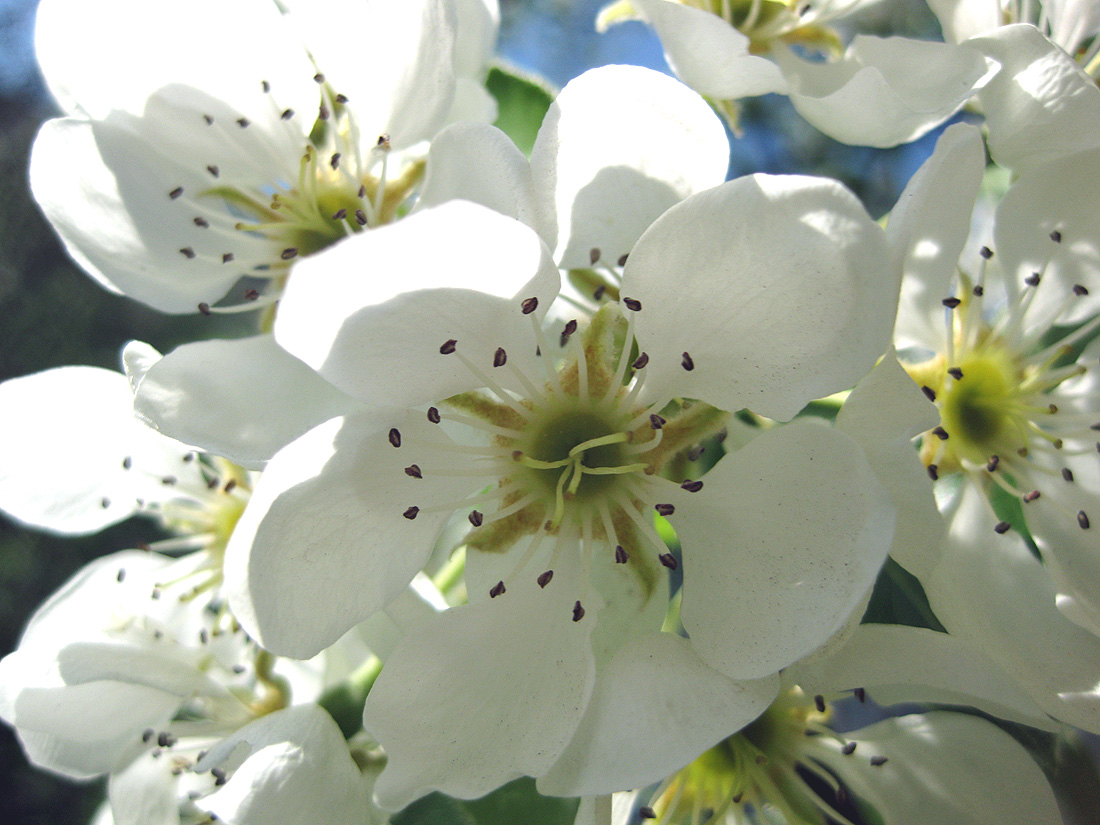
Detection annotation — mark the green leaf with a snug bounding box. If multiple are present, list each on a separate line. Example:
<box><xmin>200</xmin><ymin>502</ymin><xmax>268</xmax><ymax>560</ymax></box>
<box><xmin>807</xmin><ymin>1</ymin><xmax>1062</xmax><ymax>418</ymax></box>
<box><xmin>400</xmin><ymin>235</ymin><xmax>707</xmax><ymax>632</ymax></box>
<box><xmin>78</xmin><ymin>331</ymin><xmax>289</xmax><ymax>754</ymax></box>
<box><xmin>391</xmin><ymin>778</ymin><xmax>579</xmax><ymax>825</ymax></box>
<box><xmin>861</xmin><ymin>557</ymin><xmax>946</xmax><ymax>631</ymax></box>
<box><xmin>486</xmin><ymin>64</ymin><xmax>556</xmax><ymax>156</ymax></box>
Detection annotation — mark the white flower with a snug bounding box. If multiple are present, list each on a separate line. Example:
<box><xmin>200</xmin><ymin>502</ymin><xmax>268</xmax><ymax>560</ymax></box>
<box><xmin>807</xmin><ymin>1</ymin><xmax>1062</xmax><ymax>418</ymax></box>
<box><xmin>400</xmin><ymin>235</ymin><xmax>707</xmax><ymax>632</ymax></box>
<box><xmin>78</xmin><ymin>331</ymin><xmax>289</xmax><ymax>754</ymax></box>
<box><xmin>929</xmin><ymin>0</ymin><xmax>1100</xmax><ymax>59</ymax></box>
<box><xmin>596</xmin><ymin>0</ymin><xmax>992</xmax><ymax>146</ymax></box>
<box><xmin>31</xmin><ymin>0</ymin><xmax>462</xmax><ymax>314</ymax></box>
<box><xmin>221</xmin><ymin>175</ymin><xmax>900</xmax><ymax>803</ymax></box>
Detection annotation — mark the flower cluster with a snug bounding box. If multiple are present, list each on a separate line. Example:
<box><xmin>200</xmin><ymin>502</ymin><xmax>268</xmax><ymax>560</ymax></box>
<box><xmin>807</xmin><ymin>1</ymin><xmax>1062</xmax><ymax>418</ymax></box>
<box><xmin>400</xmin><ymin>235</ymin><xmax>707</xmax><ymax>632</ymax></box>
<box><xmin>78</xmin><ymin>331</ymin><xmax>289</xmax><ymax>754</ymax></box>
<box><xmin>1</xmin><ymin>1</ymin><xmax>1098</xmax><ymax>824</ymax></box>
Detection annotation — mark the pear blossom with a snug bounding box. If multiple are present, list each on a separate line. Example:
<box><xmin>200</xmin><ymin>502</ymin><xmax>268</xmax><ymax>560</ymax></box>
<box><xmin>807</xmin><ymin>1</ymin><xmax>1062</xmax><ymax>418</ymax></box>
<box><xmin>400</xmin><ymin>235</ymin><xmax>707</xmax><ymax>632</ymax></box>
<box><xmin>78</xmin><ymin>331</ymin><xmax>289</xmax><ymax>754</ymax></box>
<box><xmin>887</xmin><ymin>124</ymin><xmax>1100</xmax><ymax>640</ymax></box>
<box><xmin>595</xmin><ymin>0</ymin><xmax>992</xmax><ymax>146</ymax></box>
<box><xmin>220</xmin><ymin>172</ymin><xmax>902</xmax><ymax>803</ymax></box>
<box><xmin>30</xmin><ymin>0</ymin><xmax>464</xmax><ymax>314</ymax></box>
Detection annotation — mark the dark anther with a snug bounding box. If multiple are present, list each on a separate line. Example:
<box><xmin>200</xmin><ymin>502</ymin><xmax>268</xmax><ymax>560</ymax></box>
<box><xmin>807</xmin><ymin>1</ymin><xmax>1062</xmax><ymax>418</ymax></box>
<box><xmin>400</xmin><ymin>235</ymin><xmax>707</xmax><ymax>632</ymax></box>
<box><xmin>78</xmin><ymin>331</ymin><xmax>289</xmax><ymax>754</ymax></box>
<box><xmin>1049</xmin><ymin>403</ymin><xmax>1059</xmax><ymax>414</ymax></box>
<box><xmin>358</xmin><ymin>185</ymin><xmax>367</xmax><ymax>198</ymax></box>
<box><xmin>1023</xmin><ymin>490</ymin><xmax>1041</xmax><ymax>503</ymax></box>
<box><xmin>203</xmin><ymin>114</ymin><xmax>214</xmax><ymax>125</ymax></box>
<box><xmin>941</xmin><ymin>297</ymin><xmax>961</xmax><ymax>309</ymax></box>
<box><xmin>142</xmin><ymin>728</ymin><xmax>155</xmax><ymax>743</ymax></box>
<box><xmin>122</xmin><ymin>456</ymin><xmax>133</xmax><ymax>470</ymax></box>
<box><xmin>994</xmin><ymin>520</ymin><xmax>1011</xmax><ymax>534</ymax></box>
<box><xmin>169</xmin><ymin>186</ymin><xmax>184</xmax><ymax>199</ymax></box>
<box><xmin>221</xmin><ymin>252</ymin><xmax>234</xmax><ymax>263</ymax></box>
<box><xmin>987</xmin><ymin>455</ymin><xmax>1000</xmax><ymax>472</ymax></box>
<box><xmin>655</xmin><ymin>503</ymin><xmax>675</xmax><ymax>516</ymax></box>
<box><xmin>650</xmin><ymin>413</ymin><xmax>666</xmax><ymax>429</ymax></box>
<box><xmin>335</xmin><ymin>93</ymin><xmax>349</xmax><ymax>104</ymax></box>
<box><xmin>589</xmin><ymin>248</ymin><xmax>601</xmax><ymax>264</ymax></box>
<box><xmin>921</xmin><ymin>385</ymin><xmax>936</xmax><ymax>402</ymax></box>
<box><xmin>100</xmin><ymin>496</ymin><xmax>110</xmax><ymax>509</ymax></box>
<box><xmin>427</xmin><ymin>407</ymin><xmax>441</xmax><ymax>424</ymax></box>
<box><xmin>199</xmin><ymin>629</ymin><xmax>209</xmax><ymax>644</ymax></box>
<box><xmin>979</xmin><ymin>246</ymin><xmax>993</xmax><ymax>259</ymax></box>
<box><xmin>563</xmin><ymin>319</ymin><xmax>578</xmax><ymax>336</ymax></box>
<box><xmin>538</xmin><ymin>570</ymin><xmax>554</xmax><ymax>588</ymax></box>
<box><xmin>814</xmin><ymin>694</ymin><xmax>826</xmax><ymax>713</ymax></box>
<box><xmin>617</xmin><ymin>253</ymin><xmax>629</xmax><ymax>267</ymax></box>
<box><xmin>314</xmin><ymin>72</ymin><xmax>325</xmax><ymax>83</ymax></box>
<box><xmin>405</xmin><ymin>465</ymin><xmax>422</xmax><ymax>479</ymax></box>
<box><xmin>280</xmin><ymin>247</ymin><xmax>298</xmax><ymax>260</ymax></box>
<box><xmin>687</xmin><ymin>445</ymin><xmax>705</xmax><ymax>461</ymax></box>
<box><xmin>161</xmin><ymin>476</ymin><xmax>177</xmax><ymax>486</ymax></box>
<box><xmin>932</xmin><ymin>426</ymin><xmax>949</xmax><ymax>440</ymax></box>
<box><xmin>212</xmin><ymin>767</ymin><xmax>228</xmax><ymax>786</ymax></box>
<box><xmin>639</xmin><ymin>808</ymin><xmax>656</xmax><ymax>820</ymax></box>
<box><xmin>116</xmin><ymin>568</ymin><xmax>126</xmax><ymax>582</ymax></box>
<box><xmin>355</xmin><ymin>209</ymin><xmax>368</xmax><ymax>226</ymax></box>
<box><xmin>440</xmin><ymin>339</ymin><xmax>457</xmax><ymax>355</ymax></box>
<box><xmin>403</xmin><ymin>506</ymin><xmax>419</xmax><ymax>520</ymax></box>
<box><xmin>261</xmin><ymin>80</ymin><xmax>271</xmax><ymax>92</ymax></box>
<box><xmin>1050</xmin><ymin>229</ymin><xmax>1062</xmax><ymax>243</ymax></box>
<box><xmin>681</xmin><ymin>480</ymin><xmax>704</xmax><ymax>493</ymax></box>
<box><xmin>1063</xmin><ymin>468</ymin><xmax>1075</xmax><ymax>482</ymax></box>
<box><xmin>469</xmin><ymin>510</ymin><xmax>484</xmax><ymax>527</ymax></box>
<box><xmin>330</xmin><ymin>153</ymin><xmax>341</xmax><ymax>170</ymax></box>
<box><xmin>194</xmin><ymin>217</ymin><xmax>209</xmax><ymax>228</ymax></box>
<box><xmin>659</xmin><ymin>553</ymin><xmax>678</xmax><ymax>570</ymax></box>
<box><xmin>973</xmin><ymin>285</ymin><xmax>984</xmax><ymax>296</ymax></box>
<box><xmin>572</xmin><ymin>601</ymin><xmax>585</xmax><ymax>622</ymax></box>
<box><xmin>1025</xmin><ymin>272</ymin><xmax>1042</xmax><ymax>287</ymax></box>
<box><xmin>632</xmin><ymin>352</ymin><xmax>649</xmax><ymax>370</ymax></box>
<box><xmin>236</xmin><ymin>117</ymin><xmax>250</xmax><ymax>128</ymax></box>
<box><xmin>615</xmin><ymin>545</ymin><xmax>629</xmax><ymax>564</ymax></box>
<box><xmin>732</xmin><ymin>793</ymin><xmax>744</xmax><ymax>804</ymax></box>
<box><xmin>280</xmin><ymin>108</ymin><xmax>294</xmax><ymax>120</ymax></box>
<box><xmin>388</xmin><ymin>428</ymin><xmax>402</xmax><ymax>448</ymax></box>
<box><xmin>489</xmin><ymin>580</ymin><xmax>505</xmax><ymax>598</ymax></box>
<box><xmin>494</xmin><ymin>347</ymin><xmax>507</xmax><ymax>367</ymax></box>
<box><xmin>207</xmin><ymin>477</ymin><xmax>220</xmax><ymax>490</ymax></box>
<box><xmin>842</xmin><ymin>742</ymin><xmax>857</xmax><ymax>755</ymax></box>
<box><xmin>332</xmin><ymin>208</ymin><xmax>347</xmax><ymax>221</ymax></box>
<box><xmin>224</xmin><ymin>478</ymin><xmax>237</xmax><ymax>493</ymax></box>
<box><xmin>593</xmin><ymin>285</ymin><xmax>606</xmax><ymax>300</ymax></box>
<box><xmin>179</xmin><ymin>247</ymin><xmax>196</xmax><ymax>259</ymax></box>
<box><xmin>521</xmin><ymin>297</ymin><xmax>539</xmax><ymax>314</ymax></box>
<box><xmin>927</xmin><ymin>464</ymin><xmax>939</xmax><ymax>481</ymax></box>
<box><xmin>1079</xmin><ymin>511</ymin><xmax>1091</xmax><ymax>529</ymax></box>
<box><xmin>870</xmin><ymin>755</ymin><xmax>888</xmax><ymax>767</ymax></box>
<box><xmin>377</xmin><ymin>133</ymin><xmax>391</xmax><ymax>147</ymax></box>
<box><xmin>681</xmin><ymin>352</ymin><xmax>695</xmax><ymax>371</ymax></box>
<box><xmin>623</xmin><ymin>297</ymin><xmax>642</xmax><ymax>311</ymax></box>
<box><xmin>157</xmin><ymin>732</ymin><xmax>177</xmax><ymax>748</ymax></box>
<box><xmin>1074</xmin><ymin>284</ymin><xmax>1090</xmax><ymax>296</ymax></box>
<box><xmin>244</xmin><ymin>289</ymin><xmax>260</xmax><ymax>301</ymax></box>
<box><xmin>854</xmin><ymin>687</ymin><xmax>866</xmax><ymax>703</ymax></box>
<box><xmin>947</xmin><ymin>367</ymin><xmax>963</xmax><ymax>380</ymax></box>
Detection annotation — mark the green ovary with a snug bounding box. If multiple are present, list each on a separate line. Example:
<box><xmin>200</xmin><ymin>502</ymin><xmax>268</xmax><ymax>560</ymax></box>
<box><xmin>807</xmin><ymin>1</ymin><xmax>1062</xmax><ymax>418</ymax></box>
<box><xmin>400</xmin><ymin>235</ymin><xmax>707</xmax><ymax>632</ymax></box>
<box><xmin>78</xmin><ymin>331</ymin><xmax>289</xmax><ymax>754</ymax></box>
<box><xmin>940</xmin><ymin>352</ymin><xmax>1025</xmax><ymax>464</ymax></box>
<box><xmin>521</xmin><ymin>406</ymin><xmax>630</xmax><ymax>501</ymax></box>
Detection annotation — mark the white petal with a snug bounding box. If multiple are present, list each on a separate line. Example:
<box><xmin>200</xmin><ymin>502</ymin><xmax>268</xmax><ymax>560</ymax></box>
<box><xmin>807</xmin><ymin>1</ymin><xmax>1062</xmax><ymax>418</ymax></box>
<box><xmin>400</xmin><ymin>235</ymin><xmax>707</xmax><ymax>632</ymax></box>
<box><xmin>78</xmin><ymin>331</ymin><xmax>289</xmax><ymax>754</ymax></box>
<box><xmin>134</xmin><ymin>335</ymin><xmax>357</xmax><ymax>467</ymax></box>
<box><xmin>777</xmin><ymin>36</ymin><xmax>991</xmax><ymax>147</ymax></box>
<box><xmin>814</xmin><ymin>712</ymin><xmax>1062</xmax><ymax>825</ymax></box>
<box><xmin>274</xmin><ymin>201</ymin><xmax>560</xmax><ymax>408</ymax></box>
<box><xmin>453</xmin><ymin>0</ymin><xmax>500</xmax><ymax>79</ymax></box>
<box><xmin>972</xmin><ymin>24</ymin><xmax>1100</xmax><ymax>172</ymax></box>
<box><xmin>225</xmin><ymin>412</ymin><xmax>474</xmax><ymax>658</ymax></box>
<box><xmin>677</xmin><ymin>421</ymin><xmax>895</xmax><ymax>680</ymax></box>
<box><xmin>630</xmin><ymin>0</ymin><xmax>789</xmax><ymax>99</ymax></box>
<box><xmin>888</xmin><ymin>122</ymin><xmax>986</xmax><ymax>351</ymax></box>
<box><xmin>924</xmin><ymin>0</ymin><xmax>1000</xmax><ymax>43</ymax></box>
<box><xmin>538</xmin><ymin>632</ymin><xmax>778</xmax><ymax>796</ymax></box>
<box><xmin>108</xmin><ymin>749</ymin><xmax>180</xmax><ymax>825</ymax></box>
<box><xmin>836</xmin><ymin>351</ymin><xmax>945</xmax><ymax>581</ymax></box>
<box><xmin>197</xmin><ymin>705</ymin><xmax>371</xmax><ymax>825</ymax></box>
<box><xmin>530</xmin><ymin>64</ymin><xmax>729</xmax><ymax>269</ymax></box>
<box><xmin>624</xmin><ymin>175</ymin><xmax>895</xmax><ymax>420</ymax></box>
<box><xmin>364</xmin><ymin>574</ymin><xmax>596</xmax><ymax>809</ymax></box>
<box><xmin>1047</xmin><ymin>0</ymin><xmax>1100</xmax><ymax>54</ymax></box>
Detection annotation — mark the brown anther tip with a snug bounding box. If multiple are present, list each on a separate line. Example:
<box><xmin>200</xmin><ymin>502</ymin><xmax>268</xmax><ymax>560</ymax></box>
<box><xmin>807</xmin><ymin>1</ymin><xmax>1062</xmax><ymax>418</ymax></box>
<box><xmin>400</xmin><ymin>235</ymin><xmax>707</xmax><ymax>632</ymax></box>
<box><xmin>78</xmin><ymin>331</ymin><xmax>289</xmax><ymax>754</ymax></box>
<box><xmin>979</xmin><ymin>245</ymin><xmax>994</xmax><ymax>259</ymax></box>
<box><xmin>537</xmin><ymin>570</ymin><xmax>554</xmax><ymax>588</ymax></box>
<box><xmin>1050</xmin><ymin>229</ymin><xmax>1063</xmax><ymax>243</ymax></box>
<box><xmin>650</xmin><ymin>413</ymin><xmax>666</xmax><ymax>429</ymax></box>
<box><xmin>614</xmin><ymin>545</ymin><xmax>629</xmax><ymax>564</ymax></box>
<box><xmin>521</xmin><ymin>296</ymin><xmax>538</xmax><ymax>314</ymax></box>
<box><xmin>427</xmin><ymin>407</ymin><xmax>441</xmax><ymax>423</ymax></box>
<box><xmin>623</xmin><ymin>297</ymin><xmax>642</xmax><ymax>311</ymax></box>
<box><xmin>100</xmin><ymin>496</ymin><xmax>110</xmax><ymax>509</ymax></box>
<box><xmin>941</xmin><ymin>297</ymin><xmax>961</xmax><ymax>309</ymax></box>
<box><xmin>973</xmin><ymin>284</ymin><xmax>984</xmax><ymax>296</ymax></box>
<box><xmin>639</xmin><ymin>808</ymin><xmax>656</xmax><ymax>820</ymax></box>
<box><xmin>563</xmin><ymin>319</ymin><xmax>578</xmax><ymax>336</ymax></box>
<box><xmin>403</xmin><ymin>506</ymin><xmax>419</xmax><ymax>520</ymax></box>
<box><xmin>659</xmin><ymin>553</ymin><xmax>678</xmax><ymax>570</ymax></box>
<box><xmin>589</xmin><ymin>247</ymin><xmax>601</xmax><ymax>264</ymax></box>
<box><xmin>655</xmin><ymin>503</ymin><xmax>675</xmax><ymax>516</ymax></box>
<box><xmin>404</xmin><ymin>464</ymin><xmax>422</xmax><ymax>479</ymax></box>
<box><xmin>313</xmin><ymin>72</ymin><xmax>325</xmax><ymax>83</ymax></box>
<box><xmin>593</xmin><ymin>285</ymin><xmax>606</xmax><ymax>301</ymax></box>
<box><xmin>870</xmin><ymin>755</ymin><xmax>888</xmax><ymax>767</ymax></box>
<box><xmin>1023</xmin><ymin>489</ymin><xmax>1041</xmax><ymax>503</ymax></box>
<box><xmin>440</xmin><ymin>339</ymin><xmax>458</xmax><ymax>355</ymax></box>
<box><xmin>194</xmin><ymin>216</ymin><xmax>209</xmax><ymax>228</ymax></box>
<box><xmin>681</xmin><ymin>352</ymin><xmax>695</xmax><ymax>371</ymax></box>
<box><xmin>388</xmin><ymin>428</ymin><xmax>402</xmax><ymax>448</ymax></box>
<box><xmin>169</xmin><ymin>186</ymin><xmax>184</xmax><ymax>199</ymax></box>
<box><xmin>632</xmin><ymin>352</ymin><xmax>649</xmax><ymax>370</ymax></box>
<box><xmin>854</xmin><ymin>687</ymin><xmax>866</xmax><ymax>703</ymax></box>
<box><xmin>224</xmin><ymin>478</ymin><xmax>237</xmax><ymax>493</ymax></box>
<box><xmin>932</xmin><ymin>426</ymin><xmax>949</xmax><ymax>440</ymax></box>
<box><xmin>1025</xmin><ymin>272</ymin><xmax>1042</xmax><ymax>287</ymax></box>
<box><xmin>987</xmin><ymin>455</ymin><xmax>1000</xmax><ymax>472</ymax></box>
<box><xmin>335</xmin><ymin>93</ymin><xmax>349</xmax><ymax>104</ymax></box>
<box><xmin>489</xmin><ymin>580</ymin><xmax>505</xmax><ymax>598</ymax></box>
<box><xmin>1078</xmin><ymin>510</ymin><xmax>1091</xmax><ymax>529</ymax></box>
<box><xmin>927</xmin><ymin>464</ymin><xmax>938</xmax><ymax>481</ymax></box>
<box><xmin>280</xmin><ymin>247</ymin><xmax>298</xmax><ymax>260</ymax></box>
<box><xmin>947</xmin><ymin>367</ymin><xmax>963</xmax><ymax>380</ymax></box>
<box><xmin>261</xmin><ymin>80</ymin><xmax>271</xmax><ymax>92</ymax></box>
<box><xmin>921</xmin><ymin>385</ymin><xmax>936</xmax><ymax>402</ymax></box>
<box><xmin>331</xmin><ymin>208</ymin><xmax>347</xmax><ymax>221</ymax></box>
<box><xmin>179</xmin><ymin>247</ymin><xmax>196</xmax><ymax>259</ymax></box>
<box><xmin>469</xmin><ymin>510</ymin><xmax>484</xmax><ymax>527</ymax></box>
<box><xmin>842</xmin><ymin>742</ymin><xmax>857</xmax><ymax>755</ymax></box>
<box><xmin>814</xmin><ymin>694</ymin><xmax>826</xmax><ymax>712</ymax></box>
<box><xmin>280</xmin><ymin>108</ymin><xmax>294</xmax><ymax>120</ymax></box>
<box><xmin>1062</xmin><ymin>468</ymin><xmax>1075</xmax><ymax>482</ymax></box>
<box><xmin>572</xmin><ymin>601</ymin><xmax>585</xmax><ymax>622</ymax></box>
<box><xmin>1074</xmin><ymin>284</ymin><xmax>1090</xmax><ymax>296</ymax></box>
<box><xmin>244</xmin><ymin>289</ymin><xmax>260</xmax><ymax>301</ymax></box>
<box><xmin>994</xmin><ymin>520</ymin><xmax>1011</xmax><ymax>534</ymax></box>
<box><xmin>377</xmin><ymin>133</ymin><xmax>391</xmax><ymax>147</ymax></box>
<box><xmin>203</xmin><ymin>114</ymin><xmax>214</xmax><ymax>124</ymax></box>
<box><xmin>681</xmin><ymin>479</ymin><xmax>704</xmax><ymax>493</ymax></box>
<box><xmin>493</xmin><ymin>347</ymin><xmax>507</xmax><ymax>367</ymax></box>
<box><xmin>142</xmin><ymin>728</ymin><xmax>154</xmax><ymax>743</ymax></box>
<box><xmin>617</xmin><ymin>253</ymin><xmax>629</xmax><ymax>267</ymax></box>
<box><xmin>236</xmin><ymin>117</ymin><xmax>250</xmax><ymax>128</ymax></box>
<box><xmin>732</xmin><ymin>793</ymin><xmax>744</xmax><ymax>804</ymax></box>
<box><xmin>330</xmin><ymin>153</ymin><xmax>341</xmax><ymax>170</ymax></box>
<box><xmin>355</xmin><ymin>209</ymin><xmax>368</xmax><ymax>225</ymax></box>
<box><xmin>122</xmin><ymin>456</ymin><xmax>132</xmax><ymax>470</ymax></box>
